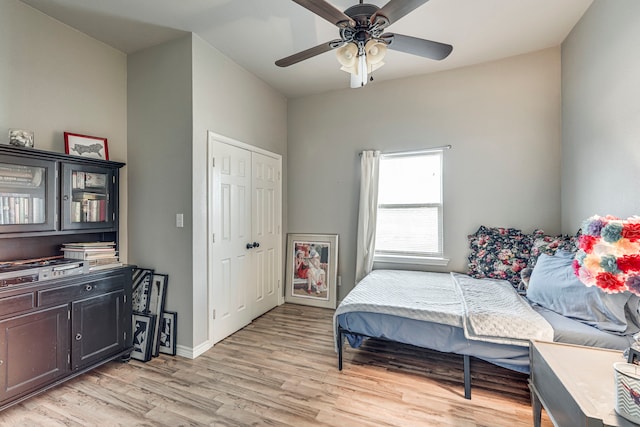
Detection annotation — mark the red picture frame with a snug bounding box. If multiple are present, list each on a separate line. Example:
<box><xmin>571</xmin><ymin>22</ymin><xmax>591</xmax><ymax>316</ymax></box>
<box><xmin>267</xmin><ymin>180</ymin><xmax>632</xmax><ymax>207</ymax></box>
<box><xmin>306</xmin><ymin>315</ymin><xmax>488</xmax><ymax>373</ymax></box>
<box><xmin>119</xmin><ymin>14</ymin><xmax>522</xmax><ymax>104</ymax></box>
<box><xmin>64</xmin><ymin>132</ymin><xmax>109</xmax><ymax>160</ymax></box>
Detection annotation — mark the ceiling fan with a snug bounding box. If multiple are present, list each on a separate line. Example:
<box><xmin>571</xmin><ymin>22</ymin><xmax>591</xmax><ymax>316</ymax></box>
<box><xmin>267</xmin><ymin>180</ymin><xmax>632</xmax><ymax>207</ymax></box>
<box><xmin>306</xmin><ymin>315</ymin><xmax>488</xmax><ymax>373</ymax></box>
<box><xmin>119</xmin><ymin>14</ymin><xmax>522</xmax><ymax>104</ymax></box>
<box><xmin>275</xmin><ymin>0</ymin><xmax>453</xmax><ymax>88</ymax></box>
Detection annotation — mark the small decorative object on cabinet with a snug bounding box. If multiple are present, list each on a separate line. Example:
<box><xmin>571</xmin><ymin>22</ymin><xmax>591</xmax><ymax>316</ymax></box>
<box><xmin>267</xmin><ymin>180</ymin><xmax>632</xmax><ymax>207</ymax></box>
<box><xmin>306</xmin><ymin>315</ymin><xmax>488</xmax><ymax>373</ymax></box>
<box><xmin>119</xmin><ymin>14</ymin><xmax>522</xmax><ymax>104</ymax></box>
<box><xmin>0</xmin><ymin>144</ymin><xmax>131</xmax><ymax>411</ymax></box>
<box><xmin>8</xmin><ymin>129</ymin><xmax>34</xmax><ymax>148</ymax></box>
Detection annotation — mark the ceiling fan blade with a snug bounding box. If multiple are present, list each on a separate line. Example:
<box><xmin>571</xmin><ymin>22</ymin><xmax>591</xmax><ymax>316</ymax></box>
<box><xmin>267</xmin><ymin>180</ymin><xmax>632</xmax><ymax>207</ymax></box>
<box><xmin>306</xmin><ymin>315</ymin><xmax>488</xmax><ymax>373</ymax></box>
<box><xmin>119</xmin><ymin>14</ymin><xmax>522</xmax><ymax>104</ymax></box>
<box><xmin>275</xmin><ymin>40</ymin><xmax>342</xmax><ymax>67</ymax></box>
<box><xmin>291</xmin><ymin>0</ymin><xmax>355</xmax><ymax>27</ymax></box>
<box><xmin>383</xmin><ymin>33</ymin><xmax>452</xmax><ymax>61</ymax></box>
<box><xmin>372</xmin><ymin>0</ymin><xmax>430</xmax><ymax>27</ymax></box>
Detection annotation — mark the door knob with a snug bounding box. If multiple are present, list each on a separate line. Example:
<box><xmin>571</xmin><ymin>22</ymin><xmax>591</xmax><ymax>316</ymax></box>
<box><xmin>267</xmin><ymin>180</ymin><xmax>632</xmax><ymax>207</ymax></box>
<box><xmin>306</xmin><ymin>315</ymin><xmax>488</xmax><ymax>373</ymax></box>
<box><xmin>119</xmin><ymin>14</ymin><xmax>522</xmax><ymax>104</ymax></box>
<box><xmin>246</xmin><ymin>243</ymin><xmax>253</xmax><ymax>249</ymax></box>
<box><xmin>252</xmin><ymin>242</ymin><xmax>260</xmax><ymax>248</ymax></box>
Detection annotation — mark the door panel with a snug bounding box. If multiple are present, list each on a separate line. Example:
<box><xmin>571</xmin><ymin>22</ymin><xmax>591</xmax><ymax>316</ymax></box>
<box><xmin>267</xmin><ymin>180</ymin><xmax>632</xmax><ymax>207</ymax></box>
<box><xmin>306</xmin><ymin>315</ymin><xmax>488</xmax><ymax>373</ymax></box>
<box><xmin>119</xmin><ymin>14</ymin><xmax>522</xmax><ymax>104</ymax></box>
<box><xmin>251</xmin><ymin>153</ymin><xmax>281</xmax><ymax>319</ymax></box>
<box><xmin>210</xmin><ymin>142</ymin><xmax>252</xmax><ymax>344</ymax></box>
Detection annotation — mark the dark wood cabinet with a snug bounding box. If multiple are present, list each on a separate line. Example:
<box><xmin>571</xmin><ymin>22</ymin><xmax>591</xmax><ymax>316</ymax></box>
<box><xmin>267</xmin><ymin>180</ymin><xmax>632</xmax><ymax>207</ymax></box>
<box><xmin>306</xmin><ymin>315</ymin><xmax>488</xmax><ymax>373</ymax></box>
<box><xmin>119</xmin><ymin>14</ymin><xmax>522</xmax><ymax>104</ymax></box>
<box><xmin>0</xmin><ymin>267</ymin><xmax>133</xmax><ymax>410</ymax></box>
<box><xmin>0</xmin><ymin>145</ymin><xmax>132</xmax><ymax>411</ymax></box>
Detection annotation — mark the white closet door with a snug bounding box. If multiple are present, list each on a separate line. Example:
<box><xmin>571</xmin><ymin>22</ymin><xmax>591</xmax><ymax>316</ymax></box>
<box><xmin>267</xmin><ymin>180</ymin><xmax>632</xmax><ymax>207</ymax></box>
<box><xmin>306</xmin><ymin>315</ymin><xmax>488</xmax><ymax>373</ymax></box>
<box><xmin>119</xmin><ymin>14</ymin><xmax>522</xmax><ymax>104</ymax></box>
<box><xmin>210</xmin><ymin>141</ymin><xmax>253</xmax><ymax>344</ymax></box>
<box><xmin>251</xmin><ymin>152</ymin><xmax>281</xmax><ymax>319</ymax></box>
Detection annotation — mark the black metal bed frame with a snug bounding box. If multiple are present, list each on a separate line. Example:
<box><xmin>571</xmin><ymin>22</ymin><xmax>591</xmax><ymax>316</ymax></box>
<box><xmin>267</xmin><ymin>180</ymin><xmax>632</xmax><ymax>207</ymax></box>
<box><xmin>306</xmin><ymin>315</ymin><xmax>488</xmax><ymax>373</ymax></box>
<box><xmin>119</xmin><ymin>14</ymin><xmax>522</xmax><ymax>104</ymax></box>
<box><xmin>337</xmin><ymin>325</ymin><xmax>472</xmax><ymax>399</ymax></box>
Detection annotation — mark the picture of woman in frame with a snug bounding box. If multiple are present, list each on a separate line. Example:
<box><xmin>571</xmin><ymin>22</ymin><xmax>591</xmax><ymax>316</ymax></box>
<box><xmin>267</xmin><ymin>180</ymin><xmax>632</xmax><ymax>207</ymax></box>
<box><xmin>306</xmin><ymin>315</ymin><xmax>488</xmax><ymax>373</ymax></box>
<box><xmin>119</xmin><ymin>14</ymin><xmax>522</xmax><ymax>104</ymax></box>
<box><xmin>293</xmin><ymin>242</ymin><xmax>329</xmax><ymax>297</ymax></box>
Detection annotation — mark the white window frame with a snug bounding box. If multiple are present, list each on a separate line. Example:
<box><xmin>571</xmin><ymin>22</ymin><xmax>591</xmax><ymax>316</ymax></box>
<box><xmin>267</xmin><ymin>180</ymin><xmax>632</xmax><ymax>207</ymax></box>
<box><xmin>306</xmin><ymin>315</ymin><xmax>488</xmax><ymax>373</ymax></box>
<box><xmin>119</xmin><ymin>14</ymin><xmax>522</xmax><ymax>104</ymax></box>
<box><xmin>373</xmin><ymin>148</ymin><xmax>449</xmax><ymax>267</ymax></box>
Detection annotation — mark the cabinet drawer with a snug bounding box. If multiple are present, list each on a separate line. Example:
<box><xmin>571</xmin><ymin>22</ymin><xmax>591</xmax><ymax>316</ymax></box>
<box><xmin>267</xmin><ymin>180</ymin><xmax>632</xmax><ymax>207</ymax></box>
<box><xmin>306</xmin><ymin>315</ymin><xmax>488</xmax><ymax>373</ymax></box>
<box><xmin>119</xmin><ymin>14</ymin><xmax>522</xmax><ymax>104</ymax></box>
<box><xmin>0</xmin><ymin>293</ymin><xmax>35</xmax><ymax>318</ymax></box>
<box><xmin>37</xmin><ymin>275</ymin><xmax>125</xmax><ymax>307</ymax></box>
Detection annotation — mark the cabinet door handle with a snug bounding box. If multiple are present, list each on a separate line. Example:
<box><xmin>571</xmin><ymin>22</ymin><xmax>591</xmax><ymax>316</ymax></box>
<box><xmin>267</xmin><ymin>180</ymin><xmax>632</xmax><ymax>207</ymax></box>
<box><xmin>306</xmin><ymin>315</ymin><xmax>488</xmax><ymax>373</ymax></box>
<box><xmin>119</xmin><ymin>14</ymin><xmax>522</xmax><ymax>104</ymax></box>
<box><xmin>63</xmin><ymin>195</ymin><xmax>69</xmax><ymax>201</ymax></box>
<box><xmin>75</xmin><ymin>333</ymin><xmax>82</xmax><ymax>341</ymax></box>
<box><xmin>0</xmin><ymin>360</ymin><xmax>3</xmax><ymax>366</ymax></box>
<box><xmin>84</xmin><ymin>284</ymin><xmax>93</xmax><ymax>291</ymax></box>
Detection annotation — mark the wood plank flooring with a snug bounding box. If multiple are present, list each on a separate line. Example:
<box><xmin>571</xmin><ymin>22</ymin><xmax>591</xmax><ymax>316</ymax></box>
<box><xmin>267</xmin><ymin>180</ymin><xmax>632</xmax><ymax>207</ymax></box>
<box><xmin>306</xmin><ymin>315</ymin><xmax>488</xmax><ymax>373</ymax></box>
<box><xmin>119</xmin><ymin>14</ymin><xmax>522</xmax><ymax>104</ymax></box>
<box><xmin>0</xmin><ymin>304</ymin><xmax>552</xmax><ymax>426</ymax></box>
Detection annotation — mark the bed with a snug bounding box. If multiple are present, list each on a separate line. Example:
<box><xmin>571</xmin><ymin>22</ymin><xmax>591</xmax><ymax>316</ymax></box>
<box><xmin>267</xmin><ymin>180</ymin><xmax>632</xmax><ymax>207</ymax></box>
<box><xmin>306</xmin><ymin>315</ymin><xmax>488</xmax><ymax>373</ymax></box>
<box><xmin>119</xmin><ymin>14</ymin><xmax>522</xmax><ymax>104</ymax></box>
<box><xmin>334</xmin><ymin>268</ymin><xmax>636</xmax><ymax>399</ymax></box>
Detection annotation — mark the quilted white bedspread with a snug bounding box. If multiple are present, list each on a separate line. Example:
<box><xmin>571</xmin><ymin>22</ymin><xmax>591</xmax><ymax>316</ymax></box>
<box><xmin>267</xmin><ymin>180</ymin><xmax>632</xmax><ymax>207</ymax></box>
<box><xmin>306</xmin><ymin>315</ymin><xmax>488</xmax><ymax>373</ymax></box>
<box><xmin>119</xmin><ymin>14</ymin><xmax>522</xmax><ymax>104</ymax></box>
<box><xmin>335</xmin><ymin>270</ymin><xmax>464</xmax><ymax>328</ymax></box>
<box><xmin>334</xmin><ymin>269</ymin><xmax>553</xmax><ymax>347</ymax></box>
<box><xmin>451</xmin><ymin>273</ymin><xmax>554</xmax><ymax>346</ymax></box>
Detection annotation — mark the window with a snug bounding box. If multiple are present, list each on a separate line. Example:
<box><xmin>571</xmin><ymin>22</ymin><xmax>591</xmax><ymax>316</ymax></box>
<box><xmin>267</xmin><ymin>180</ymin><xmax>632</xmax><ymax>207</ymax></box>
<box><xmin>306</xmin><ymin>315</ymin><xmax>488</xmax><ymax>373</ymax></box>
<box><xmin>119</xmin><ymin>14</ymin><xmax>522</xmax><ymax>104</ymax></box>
<box><xmin>374</xmin><ymin>150</ymin><xmax>445</xmax><ymax>264</ymax></box>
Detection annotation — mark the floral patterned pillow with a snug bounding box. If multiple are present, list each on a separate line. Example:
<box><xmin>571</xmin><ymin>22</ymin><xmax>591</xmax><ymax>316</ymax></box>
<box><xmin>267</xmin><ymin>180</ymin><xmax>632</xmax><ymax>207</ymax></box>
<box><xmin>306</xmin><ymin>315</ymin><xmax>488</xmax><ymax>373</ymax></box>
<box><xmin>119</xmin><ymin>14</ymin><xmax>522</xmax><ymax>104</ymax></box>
<box><xmin>528</xmin><ymin>229</ymin><xmax>579</xmax><ymax>269</ymax></box>
<box><xmin>467</xmin><ymin>226</ymin><xmax>532</xmax><ymax>287</ymax></box>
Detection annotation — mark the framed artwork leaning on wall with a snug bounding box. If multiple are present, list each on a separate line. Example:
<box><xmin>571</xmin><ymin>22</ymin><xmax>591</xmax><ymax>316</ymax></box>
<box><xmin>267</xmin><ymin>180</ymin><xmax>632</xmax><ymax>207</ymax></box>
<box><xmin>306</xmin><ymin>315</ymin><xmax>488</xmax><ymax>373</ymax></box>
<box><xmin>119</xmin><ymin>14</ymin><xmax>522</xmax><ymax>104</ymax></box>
<box><xmin>285</xmin><ymin>233</ymin><xmax>338</xmax><ymax>309</ymax></box>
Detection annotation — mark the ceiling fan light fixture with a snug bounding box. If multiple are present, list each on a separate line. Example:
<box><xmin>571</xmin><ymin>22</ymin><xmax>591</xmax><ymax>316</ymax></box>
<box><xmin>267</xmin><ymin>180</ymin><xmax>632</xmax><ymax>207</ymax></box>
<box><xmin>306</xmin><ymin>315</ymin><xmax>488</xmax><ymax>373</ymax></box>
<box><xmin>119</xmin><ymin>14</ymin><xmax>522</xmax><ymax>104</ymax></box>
<box><xmin>340</xmin><ymin>40</ymin><xmax>386</xmax><ymax>88</ymax></box>
<box><xmin>365</xmin><ymin>39</ymin><xmax>387</xmax><ymax>66</ymax></box>
<box><xmin>348</xmin><ymin>53</ymin><xmax>368</xmax><ymax>88</ymax></box>
<box><xmin>336</xmin><ymin>43</ymin><xmax>358</xmax><ymax>69</ymax></box>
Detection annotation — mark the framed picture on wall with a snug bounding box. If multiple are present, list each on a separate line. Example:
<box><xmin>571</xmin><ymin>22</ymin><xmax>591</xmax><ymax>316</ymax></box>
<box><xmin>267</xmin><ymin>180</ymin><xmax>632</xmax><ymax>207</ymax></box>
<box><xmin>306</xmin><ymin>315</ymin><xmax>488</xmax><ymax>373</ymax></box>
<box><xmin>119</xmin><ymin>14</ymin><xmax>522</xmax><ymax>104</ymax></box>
<box><xmin>285</xmin><ymin>233</ymin><xmax>338</xmax><ymax>309</ymax></box>
<box><xmin>64</xmin><ymin>132</ymin><xmax>109</xmax><ymax>160</ymax></box>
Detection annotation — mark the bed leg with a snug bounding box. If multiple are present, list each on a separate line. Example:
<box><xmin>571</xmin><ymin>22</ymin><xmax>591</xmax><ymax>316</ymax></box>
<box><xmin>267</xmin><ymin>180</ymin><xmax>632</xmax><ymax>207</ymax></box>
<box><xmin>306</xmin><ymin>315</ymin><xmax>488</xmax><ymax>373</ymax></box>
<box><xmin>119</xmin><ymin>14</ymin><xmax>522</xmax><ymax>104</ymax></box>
<box><xmin>337</xmin><ymin>328</ymin><xmax>344</xmax><ymax>371</ymax></box>
<box><xmin>463</xmin><ymin>354</ymin><xmax>471</xmax><ymax>399</ymax></box>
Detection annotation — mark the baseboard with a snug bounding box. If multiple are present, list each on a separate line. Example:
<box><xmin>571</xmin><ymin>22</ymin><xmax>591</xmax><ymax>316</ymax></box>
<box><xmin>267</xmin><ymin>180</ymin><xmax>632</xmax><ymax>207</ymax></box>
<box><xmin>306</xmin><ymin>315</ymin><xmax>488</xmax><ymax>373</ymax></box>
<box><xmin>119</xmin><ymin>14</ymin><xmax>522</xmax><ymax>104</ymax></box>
<box><xmin>175</xmin><ymin>340</ymin><xmax>212</xmax><ymax>359</ymax></box>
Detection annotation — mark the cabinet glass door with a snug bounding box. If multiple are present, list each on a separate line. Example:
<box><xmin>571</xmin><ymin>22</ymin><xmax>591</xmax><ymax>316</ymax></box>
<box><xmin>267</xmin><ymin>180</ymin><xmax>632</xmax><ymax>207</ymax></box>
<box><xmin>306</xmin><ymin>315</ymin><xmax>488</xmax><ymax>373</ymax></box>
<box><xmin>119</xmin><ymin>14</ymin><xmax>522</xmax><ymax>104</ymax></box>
<box><xmin>62</xmin><ymin>163</ymin><xmax>115</xmax><ymax>230</ymax></box>
<box><xmin>0</xmin><ymin>156</ymin><xmax>56</xmax><ymax>232</ymax></box>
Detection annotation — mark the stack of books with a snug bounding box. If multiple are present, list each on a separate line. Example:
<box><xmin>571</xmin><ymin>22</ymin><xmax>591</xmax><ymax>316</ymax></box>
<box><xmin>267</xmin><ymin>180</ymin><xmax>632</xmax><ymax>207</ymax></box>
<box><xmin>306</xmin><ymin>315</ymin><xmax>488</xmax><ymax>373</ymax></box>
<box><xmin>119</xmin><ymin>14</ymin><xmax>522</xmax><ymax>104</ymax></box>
<box><xmin>61</xmin><ymin>241</ymin><xmax>122</xmax><ymax>271</ymax></box>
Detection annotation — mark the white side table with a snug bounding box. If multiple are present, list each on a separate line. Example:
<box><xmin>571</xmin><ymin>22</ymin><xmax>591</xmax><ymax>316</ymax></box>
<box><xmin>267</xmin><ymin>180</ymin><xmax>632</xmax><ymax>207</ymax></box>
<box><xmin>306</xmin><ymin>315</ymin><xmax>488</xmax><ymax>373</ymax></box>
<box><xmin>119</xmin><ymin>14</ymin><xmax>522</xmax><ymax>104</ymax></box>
<box><xmin>530</xmin><ymin>340</ymin><xmax>638</xmax><ymax>427</ymax></box>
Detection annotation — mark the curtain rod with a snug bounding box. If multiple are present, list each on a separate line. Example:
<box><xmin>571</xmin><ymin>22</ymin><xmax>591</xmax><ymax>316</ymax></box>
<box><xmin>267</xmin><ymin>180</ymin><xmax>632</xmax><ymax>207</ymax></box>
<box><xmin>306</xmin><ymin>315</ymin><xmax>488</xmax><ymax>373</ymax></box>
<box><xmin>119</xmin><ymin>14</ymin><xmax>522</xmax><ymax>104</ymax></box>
<box><xmin>359</xmin><ymin>145</ymin><xmax>452</xmax><ymax>157</ymax></box>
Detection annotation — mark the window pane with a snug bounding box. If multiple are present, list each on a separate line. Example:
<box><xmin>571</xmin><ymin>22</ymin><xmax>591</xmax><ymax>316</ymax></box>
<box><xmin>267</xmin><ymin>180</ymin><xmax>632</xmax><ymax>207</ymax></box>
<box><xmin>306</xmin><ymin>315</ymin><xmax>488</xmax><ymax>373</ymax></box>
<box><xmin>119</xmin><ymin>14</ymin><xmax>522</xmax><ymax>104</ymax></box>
<box><xmin>378</xmin><ymin>154</ymin><xmax>441</xmax><ymax>205</ymax></box>
<box><xmin>375</xmin><ymin>207</ymin><xmax>440</xmax><ymax>254</ymax></box>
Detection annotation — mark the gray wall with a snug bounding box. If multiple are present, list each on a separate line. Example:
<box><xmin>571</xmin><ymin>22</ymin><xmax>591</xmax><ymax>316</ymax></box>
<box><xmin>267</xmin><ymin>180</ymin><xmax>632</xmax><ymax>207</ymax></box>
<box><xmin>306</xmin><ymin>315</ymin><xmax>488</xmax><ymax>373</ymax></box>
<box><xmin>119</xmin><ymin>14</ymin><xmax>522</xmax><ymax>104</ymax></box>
<box><xmin>128</xmin><ymin>34</ymin><xmax>287</xmax><ymax>351</ymax></box>
<box><xmin>127</xmin><ymin>36</ymin><xmax>194</xmax><ymax>347</ymax></box>
<box><xmin>561</xmin><ymin>0</ymin><xmax>640</xmax><ymax>232</ymax></box>
<box><xmin>191</xmin><ymin>34</ymin><xmax>287</xmax><ymax>348</ymax></box>
<box><xmin>288</xmin><ymin>48</ymin><xmax>562</xmax><ymax>299</ymax></box>
<box><xmin>0</xmin><ymin>0</ymin><xmax>128</xmax><ymax>259</ymax></box>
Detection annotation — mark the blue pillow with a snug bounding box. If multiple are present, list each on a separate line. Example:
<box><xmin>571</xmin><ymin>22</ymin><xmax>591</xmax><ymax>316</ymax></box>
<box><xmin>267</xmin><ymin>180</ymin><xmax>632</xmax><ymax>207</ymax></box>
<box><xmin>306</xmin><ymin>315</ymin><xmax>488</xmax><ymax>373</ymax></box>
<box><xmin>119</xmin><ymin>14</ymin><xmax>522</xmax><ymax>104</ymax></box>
<box><xmin>527</xmin><ymin>251</ymin><xmax>637</xmax><ymax>334</ymax></box>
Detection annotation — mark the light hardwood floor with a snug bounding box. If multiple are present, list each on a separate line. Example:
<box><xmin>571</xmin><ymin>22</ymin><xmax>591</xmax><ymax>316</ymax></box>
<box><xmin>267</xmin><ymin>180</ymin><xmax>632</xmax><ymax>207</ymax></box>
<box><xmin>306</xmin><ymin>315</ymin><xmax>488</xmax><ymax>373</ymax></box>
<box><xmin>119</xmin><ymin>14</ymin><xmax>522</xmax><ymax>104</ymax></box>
<box><xmin>0</xmin><ymin>304</ymin><xmax>552</xmax><ymax>426</ymax></box>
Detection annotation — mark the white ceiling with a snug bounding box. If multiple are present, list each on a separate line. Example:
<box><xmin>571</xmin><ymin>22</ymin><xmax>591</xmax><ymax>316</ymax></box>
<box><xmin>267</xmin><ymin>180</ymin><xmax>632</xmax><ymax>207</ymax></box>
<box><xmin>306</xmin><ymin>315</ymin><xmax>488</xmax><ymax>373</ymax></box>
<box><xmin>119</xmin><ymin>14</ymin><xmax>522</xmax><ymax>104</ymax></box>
<box><xmin>20</xmin><ymin>0</ymin><xmax>593</xmax><ymax>98</ymax></box>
